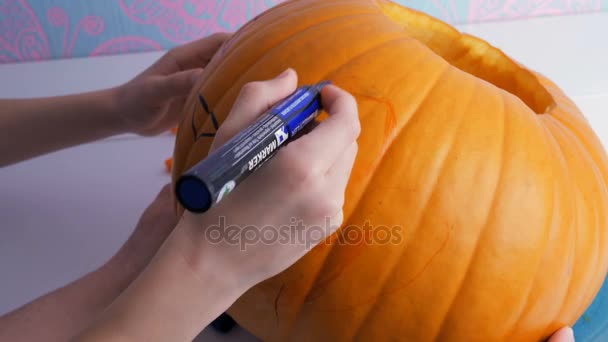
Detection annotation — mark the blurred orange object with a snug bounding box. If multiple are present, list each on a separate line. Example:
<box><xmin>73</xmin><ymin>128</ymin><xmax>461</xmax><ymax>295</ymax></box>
<box><xmin>164</xmin><ymin>158</ymin><xmax>173</xmax><ymax>173</ymax></box>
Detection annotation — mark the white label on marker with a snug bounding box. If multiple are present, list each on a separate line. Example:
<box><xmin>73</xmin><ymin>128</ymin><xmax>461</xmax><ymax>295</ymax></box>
<box><xmin>217</xmin><ymin>180</ymin><xmax>236</xmax><ymax>203</ymax></box>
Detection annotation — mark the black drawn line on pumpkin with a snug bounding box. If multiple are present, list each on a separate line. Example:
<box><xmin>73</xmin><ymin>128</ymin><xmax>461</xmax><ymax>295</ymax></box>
<box><xmin>274</xmin><ymin>282</ymin><xmax>285</xmax><ymax>325</ymax></box>
<box><xmin>192</xmin><ymin>94</ymin><xmax>220</xmax><ymax>141</ymax></box>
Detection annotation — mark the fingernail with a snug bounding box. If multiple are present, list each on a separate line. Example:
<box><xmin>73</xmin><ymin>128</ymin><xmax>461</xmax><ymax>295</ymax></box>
<box><xmin>191</xmin><ymin>69</ymin><xmax>203</xmax><ymax>84</ymax></box>
<box><xmin>277</xmin><ymin>68</ymin><xmax>292</xmax><ymax>79</ymax></box>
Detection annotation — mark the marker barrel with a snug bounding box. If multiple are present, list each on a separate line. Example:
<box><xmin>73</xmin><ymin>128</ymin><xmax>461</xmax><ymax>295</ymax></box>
<box><xmin>176</xmin><ymin>81</ymin><xmax>329</xmax><ymax>213</ymax></box>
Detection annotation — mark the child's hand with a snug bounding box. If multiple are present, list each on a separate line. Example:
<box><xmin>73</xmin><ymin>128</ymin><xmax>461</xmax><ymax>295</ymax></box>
<box><xmin>179</xmin><ymin>69</ymin><xmax>361</xmax><ymax>291</ymax></box>
<box><xmin>114</xmin><ymin>33</ymin><xmax>230</xmax><ymax>136</ymax></box>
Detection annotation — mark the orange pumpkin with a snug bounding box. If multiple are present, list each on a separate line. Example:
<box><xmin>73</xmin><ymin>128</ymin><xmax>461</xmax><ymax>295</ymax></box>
<box><xmin>171</xmin><ymin>0</ymin><xmax>608</xmax><ymax>340</ymax></box>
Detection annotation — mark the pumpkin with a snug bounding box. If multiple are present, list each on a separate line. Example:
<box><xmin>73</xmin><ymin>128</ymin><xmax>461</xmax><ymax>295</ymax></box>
<box><xmin>171</xmin><ymin>0</ymin><xmax>608</xmax><ymax>340</ymax></box>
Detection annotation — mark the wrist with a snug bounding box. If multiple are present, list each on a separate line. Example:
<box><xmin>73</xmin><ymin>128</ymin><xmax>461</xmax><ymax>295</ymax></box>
<box><xmin>171</xmin><ymin>213</ymin><xmax>249</xmax><ymax>297</ymax></box>
<box><xmin>101</xmin><ymin>243</ymin><xmax>147</xmax><ymax>291</ymax></box>
<box><xmin>84</xmin><ymin>217</ymin><xmax>246</xmax><ymax>341</ymax></box>
<box><xmin>102</xmin><ymin>86</ymin><xmax>132</xmax><ymax>135</ymax></box>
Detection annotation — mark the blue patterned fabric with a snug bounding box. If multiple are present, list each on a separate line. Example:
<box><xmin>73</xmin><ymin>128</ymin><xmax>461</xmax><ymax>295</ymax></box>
<box><xmin>0</xmin><ymin>0</ymin><xmax>606</xmax><ymax>63</ymax></box>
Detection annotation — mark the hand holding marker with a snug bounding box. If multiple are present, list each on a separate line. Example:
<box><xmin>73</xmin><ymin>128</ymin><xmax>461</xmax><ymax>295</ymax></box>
<box><xmin>176</xmin><ymin>80</ymin><xmax>331</xmax><ymax>213</ymax></box>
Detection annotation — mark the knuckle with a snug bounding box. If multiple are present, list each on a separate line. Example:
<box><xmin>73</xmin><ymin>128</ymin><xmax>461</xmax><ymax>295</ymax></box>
<box><xmin>326</xmin><ymin>198</ymin><xmax>344</xmax><ymax>218</ymax></box>
<box><xmin>163</xmin><ymin>48</ymin><xmax>181</xmax><ymax>69</ymax></box>
<box><xmin>346</xmin><ymin>110</ymin><xmax>361</xmax><ymax>140</ymax></box>
<box><xmin>209</xmin><ymin>32</ymin><xmax>229</xmax><ymax>42</ymax></box>
<box><xmin>300</xmin><ymin>161</ymin><xmax>325</xmax><ymax>192</ymax></box>
<box><xmin>350</xmin><ymin>142</ymin><xmax>359</xmax><ymax>159</ymax></box>
<box><xmin>139</xmin><ymin>80</ymin><xmax>158</xmax><ymax>98</ymax></box>
<box><xmin>342</xmin><ymin>91</ymin><xmax>357</xmax><ymax>109</ymax></box>
<box><xmin>306</xmin><ymin>159</ymin><xmax>325</xmax><ymax>182</ymax></box>
<box><xmin>239</xmin><ymin>81</ymin><xmax>264</xmax><ymax>100</ymax></box>
<box><xmin>278</xmin><ymin>149</ymin><xmax>313</xmax><ymax>187</ymax></box>
<box><xmin>332</xmin><ymin>210</ymin><xmax>345</xmax><ymax>229</ymax></box>
<box><xmin>276</xmin><ymin>143</ymin><xmax>315</xmax><ymax>176</ymax></box>
<box><xmin>166</xmin><ymin>46</ymin><xmax>178</xmax><ymax>59</ymax></box>
<box><xmin>309</xmin><ymin>197</ymin><xmax>342</xmax><ymax>221</ymax></box>
<box><xmin>167</xmin><ymin>75</ymin><xmax>183</xmax><ymax>90</ymax></box>
<box><xmin>347</xmin><ymin>119</ymin><xmax>361</xmax><ymax>142</ymax></box>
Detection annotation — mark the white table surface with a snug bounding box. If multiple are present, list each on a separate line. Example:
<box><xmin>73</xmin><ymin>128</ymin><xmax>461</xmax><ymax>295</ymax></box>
<box><xmin>1</xmin><ymin>12</ymin><xmax>607</xmax><ymax>341</ymax></box>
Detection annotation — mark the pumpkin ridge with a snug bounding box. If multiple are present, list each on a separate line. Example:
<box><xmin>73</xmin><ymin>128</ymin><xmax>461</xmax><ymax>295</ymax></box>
<box><xmin>316</xmin><ymin>35</ymin><xmax>413</xmax><ymax>85</ymax></box>
<box><xmin>175</xmin><ymin>6</ymin><xmax>383</xmax><ymax>178</ymax></box>
<box><xmin>546</xmin><ymin>116</ymin><xmax>607</xmax><ymax>322</ymax></box>
<box><xmin>345</xmin><ymin>67</ymin><xmax>475</xmax><ymax>340</ymax></box>
<box><xmin>194</xmin><ymin>5</ymin><xmax>381</xmax><ymax>113</ymax></box>
<box><xmin>284</xmin><ymin>70</ymin><xmax>419</xmax><ymax>324</ymax></box>
<box><xmin>188</xmin><ymin>14</ymin><xmax>408</xmax><ymax>180</ymax></box>
<box><xmin>434</xmin><ymin>92</ymin><xmax>508</xmax><ymax>341</ymax></box>
<box><xmin>202</xmin><ymin>13</ymin><xmax>398</xmax><ymax>142</ymax></box>
<box><xmin>568</xmin><ymin>131</ymin><xmax>606</xmax><ymax>320</ymax></box>
<box><xmin>543</xmin><ymin>118</ymin><xmax>585</xmax><ymax>325</ymax></box>
<box><xmin>503</xmin><ymin>165</ymin><xmax>558</xmax><ymax>340</ymax></box>
<box><xmin>298</xmin><ymin>61</ymin><xmax>451</xmax><ymax>308</ymax></box>
<box><xmin>505</xmin><ymin>122</ymin><xmax>570</xmax><ymax>340</ymax></box>
<box><xmin>276</xmin><ymin>244</ymin><xmax>339</xmax><ymax>335</ymax></box>
<box><xmin>549</xmin><ymin>109</ymin><xmax>608</xmax><ymax>188</ymax></box>
<box><xmin>209</xmin><ymin>11</ymin><xmax>402</xmax><ymax>120</ymax></box>
<box><xmin>557</xmin><ymin>113</ymin><xmax>607</xmax><ymax>294</ymax></box>
<box><xmin>534</xmin><ymin>117</ymin><xmax>580</xmax><ymax>334</ymax></box>
<box><xmin>290</xmin><ymin>63</ymin><xmax>460</xmax><ymax>340</ymax></box>
<box><xmin>215</xmin><ymin>0</ymin><xmax>379</xmax><ymax>72</ymax></box>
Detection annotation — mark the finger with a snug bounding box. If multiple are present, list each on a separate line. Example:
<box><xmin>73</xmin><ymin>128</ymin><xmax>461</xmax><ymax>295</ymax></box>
<box><xmin>218</xmin><ymin>68</ymin><xmax>298</xmax><ymax>142</ymax></box>
<box><xmin>291</xmin><ymin>84</ymin><xmax>360</xmax><ymax>171</ymax></box>
<box><xmin>139</xmin><ymin>184</ymin><xmax>175</xmax><ymax>223</ymax></box>
<box><xmin>326</xmin><ymin>141</ymin><xmax>358</xmax><ymax>193</ymax></box>
<box><xmin>548</xmin><ymin>327</ymin><xmax>574</xmax><ymax>342</ymax></box>
<box><xmin>153</xmin><ymin>184</ymin><xmax>173</xmax><ymax>206</ymax></box>
<box><xmin>310</xmin><ymin>142</ymin><xmax>357</xmax><ymax>227</ymax></box>
<box><xmin>147</xmin><ymin>68</ymin><xmax>203</xmax><ymax>99</ymax></box>
<box><xmin>148</xmin><ymin>95</ymin><xmax>189</xmax><ymax>133</ymax></box>
<box><xmin>304</xmin><ymin>210</ymin><xmax>344</xmax><ymax>250</ymax></box>
<box><xmin>157</xmin><ymin>32</ymin><xmax>231</xmax><ymax>73</ymax></box>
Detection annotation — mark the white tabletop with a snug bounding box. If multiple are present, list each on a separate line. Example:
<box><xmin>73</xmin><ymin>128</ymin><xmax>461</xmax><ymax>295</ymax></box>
<box><xmin>1</xmin><ymin>12</ymin><xmax>607</xmax><ymax>341</ymax></box>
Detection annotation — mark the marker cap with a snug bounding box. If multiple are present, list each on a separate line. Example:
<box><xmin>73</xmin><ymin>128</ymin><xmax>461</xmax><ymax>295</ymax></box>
<box><xmin>175</xmin><ymin>176</ymin><xmax>212</xmax><ymax>213</ymax></box>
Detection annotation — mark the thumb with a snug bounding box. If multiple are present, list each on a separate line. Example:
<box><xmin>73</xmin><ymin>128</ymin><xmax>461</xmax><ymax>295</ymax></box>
<box><xmin>548</xmin><ymin>327</ymin><xmax>574</xmax><ymax>342</ymax></box>
<box><xmin>216</xmin><ymin>68</ymin><xmax>298</xmax><ymax>147</ymax></box>
<box><xmin>149</xmin><ymin>68</ymin><xmax>204</xmax><ymax>99</ymax></box>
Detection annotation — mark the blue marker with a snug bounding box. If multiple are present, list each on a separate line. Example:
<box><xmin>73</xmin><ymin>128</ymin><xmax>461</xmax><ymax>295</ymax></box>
<box><xmin>176</xmin><ymin>81</ymin><xmax>331</xmax><ymax>213</ymax></box>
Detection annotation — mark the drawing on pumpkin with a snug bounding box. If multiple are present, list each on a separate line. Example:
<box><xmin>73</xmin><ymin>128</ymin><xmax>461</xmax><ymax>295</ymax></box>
<box><xmin>274</xmin><ymin>282</ymin><xmax>285</xmax><ymax>324</ymax></box>
<box><xmin>353</xmin><ymin>92</ymin><xmax>397</xmax><ymax>139</ymax></box>
<box><xmin>191</xmin><ymin>94</ymin><xmax>219</xmax><ymax>141</ymax></box>
<box><xmin>300</xmin><ymin>223</ymin><xmax>453</xmax><ymax>313</ymax></box>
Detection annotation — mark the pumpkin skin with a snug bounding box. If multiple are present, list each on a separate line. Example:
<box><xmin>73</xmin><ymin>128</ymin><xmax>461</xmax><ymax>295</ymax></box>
<box><xmin>171</xmin><ymin>0</ymin><xmax>608</xmax><ymax>341</ymax></box>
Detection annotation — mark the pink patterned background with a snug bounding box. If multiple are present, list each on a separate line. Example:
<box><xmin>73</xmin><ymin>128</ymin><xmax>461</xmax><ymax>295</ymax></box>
<box><xmin>0</xmin><ymin>0</ymin><xmax>605</xmax><ymax>64</ymax></box>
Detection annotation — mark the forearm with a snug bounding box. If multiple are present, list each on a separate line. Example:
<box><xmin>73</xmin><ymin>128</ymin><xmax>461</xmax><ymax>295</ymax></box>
<box><xmin>76</xmin><ymin>217</ymin><xmax>244</xmax><ymax>342</ymax></box>
<box><xmin>0</xmin><ymin>247</ymin><xmax>141</xmax><ymax>342</ymax></box>
<box><xmin>0</xmin><ymin>88</ymin><xmax>127</xmax><ymax>166</ymax></box>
